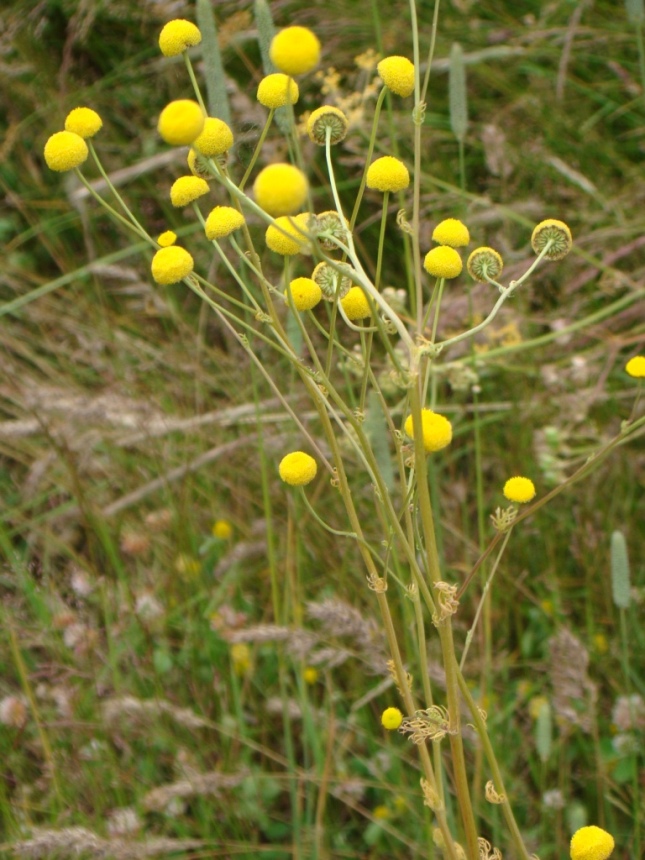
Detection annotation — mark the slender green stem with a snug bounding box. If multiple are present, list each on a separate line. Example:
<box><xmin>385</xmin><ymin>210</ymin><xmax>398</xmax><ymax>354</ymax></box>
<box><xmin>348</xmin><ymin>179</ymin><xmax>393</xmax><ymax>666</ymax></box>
<box><xmin>430</xmin><ymin>278</ymin><xmax>445</xmax><ymax>344</ymax></box>
<box><xmin>619</xmin><ymin>607</ymin><xmax>641</xmax><ymax>858</ymax></box>
<box><xmin>87</xmin><ymin>142</ymin><xmax>148</xmax><ymax>237</ymax></box>
<box><xmin>239</xmin><ymin>109</ymin><xmax>274</xmax><ymax>191</ymax></box>
<box><xmin>184</xmin><ymin>52</ymin><xmax>207</xmax><ymax>113</ymax></box>
<box><xmin>421</xmin><ymin>0</ymin><xmax>442</xmax><ymax>104</ymax></box>
<box><xmin>74</xmin><ymin>169</ymin><xmax>153</xmax><ymax>246</ymax></box>
<box><xmin>349</xmin><ymin>87</ymin><xmax>388</xmax><ymax>231</ymax></box>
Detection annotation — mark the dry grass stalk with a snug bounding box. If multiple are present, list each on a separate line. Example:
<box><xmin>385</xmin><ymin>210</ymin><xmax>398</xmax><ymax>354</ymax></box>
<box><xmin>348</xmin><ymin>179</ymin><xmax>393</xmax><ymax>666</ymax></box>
<box><xmin>142</xmin><ymin>770</ymin><xmax>249</xmax><ymax>812</ymax></box>
<box><xmin>548</xmin><ymin>628</ymin><xmax>596</xmax><ymax>733</ymax></box>
<box><xmin>102</xmin><ymin>696</ymin><xmax>212</xmax><ymax>730</ymax></box>
<box><xmin>8</xmin><ymin>828</ymin><xmax>203</xmax><ymax>859</ymax></box>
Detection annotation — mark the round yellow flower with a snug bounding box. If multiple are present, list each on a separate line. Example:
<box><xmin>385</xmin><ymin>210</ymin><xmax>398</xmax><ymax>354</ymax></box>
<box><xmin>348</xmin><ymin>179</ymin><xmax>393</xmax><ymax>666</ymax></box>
<box><xmin>467</xmin><ymin>247</ymin><xmax>504</xmax><ymax>282</ymax></box>
<box><xmin>303</xmin><ymin>666</ymin><xmax>318</xmax><ymax>685</ymax></box>
<box><xmin>170</xmin><ymin>175</ymin><xmax>209</xmax><ymax>207</ymax></box>
<box><xmin>193</xmin><ymin>117</ymin><xmax>234</xmax><ymax>157</ymax></box>
<box><xmin>404</xmin><ymin>409</ymin><xmax>453</xmax><ymax>453</ymax></box>
<box><xmin>230</xmin><ymin>642</ymin><xmax>252</xmax><ymax>677</ymax></box>
<box><xmin>625</xmin><ymin>355</ymin><xmax>645</xmax><ymax>378</ymax></box>
<box><xmin>381</xmin><ymin>707</ymin><xmax>403</xmax><ymax>730</ymax></box>
<box><xmin>257</xmin><ymin>73</ymin><xmax>299</xmax><ymax>109</ymax></box>
<box><xmin>503</xmin><ymin>476</ymin><xmax>536</xmax><ymax>504</ymax></box>
<box><xmin>531</xmin><ymin>218</ymin><xmax>572</xmax><ymax>260</ymax></box>
<box><xmin>43</xmin><ymin>131</ymin><xmax>88</xmax><ymax>172</ymax></box>
<box><xmin>212</xmin><ymin>519</ymin><xmax>233</xmax><ymax>540</ymax></box>
<box><xmin>151</xmin><ymin>246</ymin><xmax>194</xmax><ymax>285</ymax></box>
<box><xmin>158</xmin><ymin>100</ymin><xmax>205</xmax><ymax>146</ymax></box>
<box><xmin>366</xmin><ymin>156</ymin><xmax>409</xmax><ymax>192</ymax></box>
<box><xmin>270</xmin><ymin>26</ymin><xmax>321</xmax><ymax>76</ymax></box>
<box><xmin>204</xmin><ymin>206</ymin><xmax>245</xmax><ymax>240</ymax></box>
<box><xmin>377</xmin><ymin>56</ymin><xmax>415</xmax><ymax>97</ymax></box>
<box><xmin>570</xmin><ymin>826</ymin><xmax>615</xmax><ymax>860</ymax></box>
<box><xmin>423</xmin><ymin>246</ymin><xmax>463</xmax><ymax>279</ymax></box>
<box><xmin>157</xmin><ymin>230</ymin><xmax>177</xmax><ymax>247</ymax></box>
<box><xmin>187</xmin><ymin>148</ymin><xmax>214</xmax><ymax>180</ymax></box>
<box><xmin>254</xmin><ymin>163</ymin><xmax>308</xmax><ymax>216</ymax></box>
<box><xmin>64</xmin><ymin>107</ymin><xmax>102</xmax><ymax>139</ymax></box>
<box><xmin>159</xmin><ymin>19</ymin><xmax>202</xmax><ymax>57</ymax></box>
<box><xmin>286</xmin><ymin>277</ymin><xmax>322</xmax><ymax>311</ymax></box>
<box><xmin>279</xmin><ymin>451</ymin><xmax>317</xmax><ymax>486</ymax></box>
<box><xmin>307</xmin><ymin>105</ymin><xmax>349</xmax><ymax>145</ymax></box>
<box><xmin>432</xmin><ymin>218</ymin><xmax>470</xmax><ymax>248</ymax></box>
<box><xmin>266</xmin><ymin>215</ymin><xmax>309</xmax><ymax>255</ymax></box>
<box><xmin>340</xmin><ymin>286</ymin><xmax>371</xmax><ymax>321</ymax></box>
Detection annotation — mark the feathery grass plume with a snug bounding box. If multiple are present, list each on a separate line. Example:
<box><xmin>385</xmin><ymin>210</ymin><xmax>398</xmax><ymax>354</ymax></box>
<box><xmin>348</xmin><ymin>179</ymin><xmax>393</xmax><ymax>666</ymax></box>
<box><xmin>548</xmin><ymin>629</ymin><xmax>595</xmax><ymax>733</ymax></box>
<box><xmin>626</xmin><ymin>0</ymin><xmax>645</xmax><ymax>24</ymax></box>
<box><xmin>253</xmin><ymin>0</ymin><xmax>291</xmax><ymax>135</ymax></box>
<box><xmin>9</xmin><ymin>828</ymin><xmax>203</xmax><ymax>859</ymax></box>
<box><xmin>611</xmin><ymin>530</ymin><xmax>631</xmax><ymax>609</ymax></box>
<box><xmin>102</xmin><ymin>696</ymin><xmax>211</xmax><ymax>729</ymax></box>
<box><xmin>449</xmin><ymin>43</ymin><xmax>468</xmax><ymax>142</ymax></box>
<box><xmin>196</xmin><ymin>0</ymin><xmax>231</xmax><ymax>126</ymax></box>
<box><xmin>535</xmin><ymin>699</ymin><xmax>552</xmax><ymax>763</ymax></box>
<box><xmin>143</xmin><ymin>770</ymin><xmax>249</xmax><ymax>812</ymax></box>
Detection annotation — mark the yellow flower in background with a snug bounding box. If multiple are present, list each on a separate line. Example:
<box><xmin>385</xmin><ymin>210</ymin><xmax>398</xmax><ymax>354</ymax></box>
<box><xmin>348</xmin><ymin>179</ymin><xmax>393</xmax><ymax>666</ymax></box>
<box><xmin>404</xmin><ymin>409</ymin><xmax>453</xmax><ymax>453</ymax></box>
<box><xmin>423</xmin><ymin>246</ymin><xmax>463</xmax><ymax>279</ymax></box>
<box><xmin>373</xmin><ymin>805</ymin><xmax>390</xmax><ymax>820</ymax></box>
<box><xmin>366</xmin><ymin>156</ymin><xmax>409</xmax><ymax>192</ymax></box>
<box><xmin>528</xmin><ymin>695</ymin><xmax>549</xmax><ymax>720</ymax></box>
<box><xmin>279</xmin><ymin>451</ymin><xmax>317</xmax><ymax>486</ymax></box>
<box><xmin>193</xmin><ymin>117</ymin><xmax>234</xmax><ymax>157</ymax></box>
<box><xmin>158</xmin><ymin>100</ymin><xmax>204</xmax><ymax>146</ymax></box>
<box><xmin>159</xmin><ymin>19</ymin><xmax>202</xmax><ymax>57</ymax></box>
<box><xmin>157</xmin><ymin>230</ymin><xmax>177</xmax><ymax>247</ymax></box>
<box><xmin>593</xmin><ymin>633</ymin><xmax>609</xmax><ymax>654</ymax></box>
<box><xmin>570</xmin><ymin>826</ymin><xmax>615</xmax><ymax>860</ymax></box>
<box><xmin>204</xmin><ymin>206</ymin><xmax>245</xmax><ymax>240</ymax></box>
<box><xmin>174</xmin><ymin>553</ymin><xmax>201</xmax><ymax>579</ymax></box>
<box><xmin>230</xmin><ymin>643</ymin><xmax>252</xmax><ymax>677</ymax></box>
<box><xmin>44</xmin><ymin>131</ymin><xmax>88</xmax><ymax>172</ymax></box>
<box><xmin>625</xmin><ymin>355</ymin><xmax>645</xmax><ymax>378</ymax></box>
<box><xmin>265</xmin><ymin>215</ymin><xmax>309</xmax><ymax>255</ymax></box>
<box><xmin>432</xmin><ymin>218</ymin><xmax>470</xmax><ymax>248</ymax></box>
<box><xmin>286</xmin><ymin>277</ymin><xmax>323</xmax><ymax>311</ymax></box>
<box><xmin>151</xmin><ymin>246</ymin><xmax>194</xmax><ymax>284</ymax></box>
<box><xmin>257</xmin><ymin>73</ymin><xmax>299</xmax><ymax>108</ymax></box>
<box><xmin>303</xmin><ymin>666</ymin><xmax>318</xmax><ymax>684</ymax></box>
<box><xmin>254</xmin><ymin>163</ymin><xmax>308</xmax><ymax>216</ymax></box>
<box><xmin>64</xmin><ymin>107</ymin><xmax>103</xmax><ymax>139</ymax></box>
<box><xmin>531</xmin><ymin>218</ymin><xmax>572</xmax><ymax>260</ymax></box>
<box><xmin>381</xmin><ymin>707</ymin><xmax>403</xmax><ymax>730</ymax></box>
<box><xmin>503</xmin><ymin>476</ymin><xmax>536</xmax><ymax>504</ymax></box>
<box><xmin>170</xmin><ymin>175</ymin><xmax>209</xmax><ymax>207</ymax></box>
<box><xmin>467</xmin><ymin>246</ymin><xmax>504</xmax><ymax>282</ymax></box>
<box><xmin>377</xmin><ymin>56</ymin><xmax>415</xmax><ymax>97</ymax></box>
<box><xmin>340</xmin><ymin>286</ymin><xmax>371</xmax><ymax>321</ymax></box>
<box><xmin>307</xmin><ymin>105</ymin><xmax>349</xmax><ymax>145</ymax></box>
<box><xmin>212</xmin><ymin>519</ymin><xmax>233</xmax><ymax>540</ymax></box>
<box><xmin>270</xmin><ymin>26</ymin><xmax>321</xmax><ymax>75</ymax></box>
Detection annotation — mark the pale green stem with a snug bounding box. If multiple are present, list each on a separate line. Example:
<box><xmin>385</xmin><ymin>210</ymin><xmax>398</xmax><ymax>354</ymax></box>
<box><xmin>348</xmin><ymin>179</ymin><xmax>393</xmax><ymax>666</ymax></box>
<box><xmin>460</xmin><ymin>528</ymin><xmax>513</xmax><ymax>670</ymax></box>
<box><xmin>408</xmin><ymin>0</ymin><xmax>425</xmax><ymax>335</ymax></box>
<box><xmin>375</xmin><ymin>191</ymin><xmax>389</xmax><ymax>291</ymax></box>
<box><xmin>74</xmin><ymin>169</ymin><xmax>153</xmax><ymax>246</ymax></box>
<box><xmin>184</xmin><ymin>52</ymin><xmax>207</xmax><ymax>113</ymax></box>
<box><xmin>421</xmin><ymin>0</ymin><xmax>442</xmax><ymax>104</ymax></box>
<box><xmin>349</xmin><ymin>86</ymin><xmax>388</xmax><ymax>231</ymax></box>
<box><xmin>359</xmin><ymin>328</ymin><xmax>374</xmax><ymax>412</ymax></box>
<box><xmin>239</xmin><ymin>109</ymin><xmax>275</xmax><ymax>191</ymax></box>
<box><xmin>87</xmin><ymin>142</ymin><xmax>148</xmax><ymax>238</ymax></box>
<box><xmin>430</xmin><ymin>278</ymin><xmax>445</xmax><ymax>344</ymax></box>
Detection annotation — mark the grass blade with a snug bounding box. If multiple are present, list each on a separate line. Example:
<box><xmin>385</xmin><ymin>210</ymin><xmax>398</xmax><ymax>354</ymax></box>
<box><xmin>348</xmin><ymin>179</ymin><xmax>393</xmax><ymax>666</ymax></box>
<box><xmin>196</xmin><ymin>0</ymin><xmax>231</xmax><ymax>126</ymax></box>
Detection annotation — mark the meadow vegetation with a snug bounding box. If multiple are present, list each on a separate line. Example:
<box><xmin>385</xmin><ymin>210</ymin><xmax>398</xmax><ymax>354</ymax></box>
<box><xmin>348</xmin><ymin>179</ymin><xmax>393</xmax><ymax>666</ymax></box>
<box><xmin>1</xmin><ymin>1</ymin><xmax>644</xmax><ymax>858</ymax></box>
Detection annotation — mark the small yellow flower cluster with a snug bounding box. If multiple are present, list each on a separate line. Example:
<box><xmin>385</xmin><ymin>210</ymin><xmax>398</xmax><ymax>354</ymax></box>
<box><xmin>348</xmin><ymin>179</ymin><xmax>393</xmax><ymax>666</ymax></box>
<box><xmin>230</xmin><ymin>642</ymin><xmax>252</xmax><ymax>677</ymax></box>
<box><xmin>531</xmin><ymin>218</ymin><xmax>572</xmax><ymax>260</ymax></box>
<box><xmin>204</xmin><ymin>206</ymin><xmax>246</xmax><ymax>240</ymax></box>
<box><xmin>65</xmin><ymin>107</ymin><xmax>103</xmax><ymax>138</ymax></box>
<box><xmin>285</xmin><ymin>277</ymin><xmax>322</xmax><ymax>311</ymax></box>
<box><xmin>254</xmin><ymin>163</ymin><xmax>308</xmax><ymax>216</ymax></box>
<box><xmin>404</xmin><ymin>409</ymin><xmax>453</xmax><ymax>453</ymax></box>
<box><xmin>158</xmin><ymin>100</ymin><xmax>205</xmax><ymax>146</ymax></box>
<box><xmin>266</xmin><ymin>214</ymin><xmax>310</xmax><ymax>255</ymax></box>
<box><xmin>257</xmin><ymin>73</ymin><xmax>299</xmax><ymax>109</ymax></box>
<box><xmin>626</xmin><ymin>355</ymin><xmax>645</xmax><ymax>378</ymax></box>
<box><xmin>270</xmin><ymin>26</ymin><xmax>321</xmax><ymax>76</ymax></box>
<box><xmin>307</xmin><ymin>106</ymin><xmax>349</xmax><ymax>145</ymax></box>
<box><xmin>503</xmin><ymin>476</ymin><xmax>536</xmax><ymax>504</ymax></box>
<box><xmin>303</xmin><ymin>666</ymin><xmax>318</xmax><ymax>684</ymax></box>
<box><xmin>467</xmin><ymin>247</ymin><xmax>504</xmax><ymax>282</ymax></box>
<box><xmin>44</xmin><ymin>107</ymin><xmax>103</xmax><ymax>172</ymax></box>
<box><xmin>366</xmin><ymin>156</ymin><xmax>409</xmax><ymax>193</ymax></box>
<box><xmin>157</xmin><ymin>230</ymin><xmax>177</xmax><ymax>247</ymax></box>
<box><xmin>424</xmin><ymin>218</ymin><xmax>469</xmax><ymax>279</ymax></box>
<box><xmin>212</xmin><ymin>519</ymin><xmax>233</xmax><ymax>540</ymax></box>
<box><xmin>570</xmin><ymin>826</ymin><xmax>614</xmax><ymax>860</ymax></box>
<box><xmin>381</xmin><ymin>707</ymin><xmax>403</xmax><ymax>730</ymax></box>
<box><xmin>193</xmin><ymin>117</ymin><xmax>234</xmax><ymax>156</ymax></box>
<box><xmin>159</xmin><ymin>19</ymin><xmax>202</xmax><ymax>57</ymax></box>
<box><xmin>377</xmin><ymin>56</ymin><xmax>415</xmax><ymax>97</ymax></box>
<box><xmin>151</xmin><ymin>246</ymin><xmax>194</xmax><ymax>285</ymax></box>
<box><xmin>340</xmin><ymin>286</ymin><xmax>371</xmax><ymax>321</ymax></box>
<box><xmin>279</xmin><ymin>451</ymin><xmax>317</xmax><ymax>486</ymax></box>
<box><xmin>170</xmin><ymin>175</ymin><xmax>209</xmax><ymax>207</ymax></box>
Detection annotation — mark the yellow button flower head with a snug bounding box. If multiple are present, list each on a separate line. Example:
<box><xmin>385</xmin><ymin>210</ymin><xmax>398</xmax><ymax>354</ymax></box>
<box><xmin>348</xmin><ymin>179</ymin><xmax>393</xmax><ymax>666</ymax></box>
<box><xmin>312</xmin><ymin>261</ymin><xmax>353</xmax><ymax>301</ymax></box>
<box><xmin>187</xmin><ymin>148</ymin><xmax>215</xmax><ymax>180</ymax></box>
<box><xmin>503</xmin><ymin>476</ymin><xmax>536</xmax><ymax>504</ymax></box>
<box><xmin>151</xmin><ymin>246</ymin><xmax>194</xmax><ymax>284</ymax></box>
<box><xmin>377</xmin><ymin>56</ymin><xmax>415</xmax><ymax>97</ymax></box>
<box><xmin>270</xmin><ymin>26</ymin><xmax>321</xmax><ymax>76</ymax></box>
<box><xmin>286</xmin><ymin>277</ymin><xmax>322</xmax><ymax>311</ymax></box>
<box><xmin>204</xmin><ymin>206</ymin><xmax>245</xmax><ymax>240</ymax></box>
<box><xmin>424</xmin><ymin>246</ymin><xmax>463</xmax><ymax>279</ymax></box>
<box><xmin>366</xmin><ymin>156</ymin><xmax>409</xmax><ymax>192</ymax></box>
<box><xmin>404</xmin><ymin>409</ymin><xmax>453</xmax><ymax>453</ymax></box>
<box><xmin>570</xmin><ymin>826</ymin><xmax>615</xmax><ymax>860</ymax></box>
<box><xmin>170</xmin><ymin>175</ymin><xmax>209</xmax><ymax>207</ymax></box>
<box><xmin>159</xmin><ymin>19</ymin><xmax>202</xmax><ymax>57</ymax></box>
<box><xmin>266</xmin><ymin>215</ymin><xmax>310</xmax><ymax>255</ymax></box>
<box><xmin>230</xmin><ymin>642</ymin><xmax>252</xmax><ymax>677</ymax></box>
<box><xmin>626</xmin><ymin>355</ymin><xmax>645</xmax><ymax>378</ymax></box>
<box><xmin>157</xmin><ymin>230</ymin><xmax>177</xmax><ymax>247</ymax></box>
<box><xmin>257</xmin><ymin>73</ymin><xmax>299</xmax><ymax>108</ymax></box>
<box><xmin>432</xmin><ymin>218</ymin><xmax>470</xmax><ymax>248</ymax></box>
<box><xmin>341</xmin><ymin>286</ymin><xmax>371</xmax><ymax>321</ymax></box>
<box><xmin>65</xmin><ymin>107</ymin><xmax>102</xmax><ymax>139</ymax></box>
<box><xmin>254</xmin><ymin>163</ymin><xmax>308</xmax><ymax>216</ymax></box>
<box><xmin>212</xmin><ymin>519</ymin><xmax>233</xmax><ymax>540</ymax></box>
<box><xmin>44</xmin><ymin>131</ymin><xmax>88</xmax><ymax>172</ymax></box>
<box><xmin>307</xmin><ymin>105</ymin><xmax>349</xmax><ymax>145</ymax></box>
<box><xmin>279</xmin><ymin>451</ymin><xmax>317</xmax><ymax>486</ymax></box>
<box><xmin>303</xmin><ymin>666</ymin><xmax>318</xmax><ymax>684</ymax></box>
<box><xmin>381</xmin><ymin>707</ymin><xmax>403</xmax><ymax>730</ymax></box>
<box><xmin>193</xmin><ymin>117</ymin><xmax>234</xmax><ymax>157</ymax></box>
<box><xmin>158</xmin><ymin>100</ymin><xmax>205</xmax><ymax>146</ymax></box>
<box><xmin>531</xmin><ymin>218</ymin><xmax>572</xmax><ymax>260</ymax></box>
<box><xmin>467</xmin><ymin>247</ymin><xmax>504</xmax><ymax>282</ymax></box>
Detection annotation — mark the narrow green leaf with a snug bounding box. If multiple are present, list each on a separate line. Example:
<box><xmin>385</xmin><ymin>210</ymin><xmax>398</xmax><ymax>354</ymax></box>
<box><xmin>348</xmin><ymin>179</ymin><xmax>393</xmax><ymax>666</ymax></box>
<box><xmin>253</xmin><ymin>0</ymin><xmax>291</xmax><ymax>136</ymax></box>
<box><xmin>449</xmin><ymin>42</ymin><xmax>468</xmax><ymax>142</ymax></box>
<box><xmin>611</xmin><ymin>530</ymin><xmax>631</xmax><ymax>609</ymax></box>
<box><xmin>535</xmin><ymin>699</ymin><xmax>552</xmax><ymax>763</ymax></box>
<box><xmin>196</xmin><ymin>0</ymin><xmax>231</xmax><ymax>126</ymax></box>
<box><xmin>364</xmin><ymin>391</ymin><xmax>395</xmax><ymax>495</ymax></box>
<box><xmin>626</xmin><ymin>0</ymin><xmax>645</xmax><ymax>25</ymax></box>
